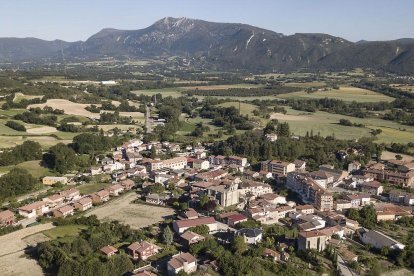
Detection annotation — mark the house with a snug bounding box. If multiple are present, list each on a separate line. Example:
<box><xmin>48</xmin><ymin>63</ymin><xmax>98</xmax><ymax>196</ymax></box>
<box><xmin>359</xmin><ymin>181</ymin><xmax>383</xmax><ymax>196</ymax></box>
<box><xmin>42</xmin><ymin>194</ymin><xmax>64</xmax><ymax>207</ymax></box>
<box><xmin>227</xmin><ymin>156</ymin><xmax>248</xmax><ymax>167</ymax></box>
<box><xmin>120</xmin><ymin>179</ymin><xmax>135</xmax><ymax>190</ymax></box>
<box><xmin>147</xmin><ymin>157</ymin><xmax>187</xmax><ymax>171</ymax></box>
<box><xmin>261</xmin><ymin>160</ymin><xmax>296</xmax><ymax>176</ymax></box>
<box><xmin>0</xmin><ymin>210</ymin><xmax>15</xmax><ymax>226</ymax></box>
<box><xmin>239</xmin><ymin>181</ymin><xmax>273</xmax><ymax>197</ymax></box>
<box><xmin>173</xmin><ymin>217</ymin><xmax>217</xmax><ymax>234</ymax></box>
<box><xmin>18</xmin><ymin>201</ymin><xmax>49</xmax><ymax>218</ymax></box>
<box><xmin>133</xmin><ymin>271</ymin><xmax>157</xmax><ymax>276</ymax></box>
<box><xmin>262</xmin><ymin>248</ymin><xmax>281</xmax><ymax>262</ymax></box>
<box><xmin>195</xmin><ymin>169</ymin><xmax>228</xmax><ymax>181</ymax></box>
<box><xmin>145</xmin><ymin>193</ymin><xmax>169</xmax><ymax>205</ymax></box>
<box><xmin>297</xmin><ymin>230</ymin><xmax>330</xmax><ymax>252</ymax></box>
<box><xmin>296</xmin><ymin>205</ymin><xmax>315</xmax><ymax>214</ymax></box>
<box><xmin>192</xmin><ymin>159</ymin><xmax>210</xmax><ymax>170</ymax></box>
<box><xmin>181</xmin><ymin>231</ymin><xmax>205</xmax><ymax>246</ymax></box>
<box><xmin>127</xmin><ymin>241</ymin><xmax>161</xmax><ymax>260</ymax></box>
<box><xmin>226</xmin><ymin>213</ymin><xmax>248</xmax><ymax>227</ymax></box>
<box><xmin>42</xmin><ymin>176</ymin><xmax>68</xmax><ymax>186</ymax></box>
<box><xmin>334</xmin><ymin>200</ymin><xmax>352</xmax><ymax>212</ymax></box>
<box><xmin>74</xmin><ymin>197</ymin><xmax>93</xmax><ymax>211</ymax></box>
<box><xmin>358</xmin><ymin>229</ymin><xmax>405</xmax><ymax>250</ymax></box>
<box><xmin>178</xmin><ymin>208</ymin><xmax>199</xmax><ymax>220</ymax></box>
<box><xmin>348</xmin><ymin>161</ymin><xmax>361</xmax><ymax>173</ymax></box>
<box><xmin>261</xmin><ymin>193</ymin><xmax>287</xmax><ymax>205</ymax></box>
<box><xmin>167</xmin><ymin>252</ymin><xmax>197</xmax><ymax>275</ymax></box>
<box><xmin>108</xmin><ymin>184</ymin><xmax>124</xmax><ymax>196</ymax></box>
<box><xmin>237</xmin><ymin>228</ymin><xmax>263</xmax><ymax>244</ymax></box>
<box><xmin>389</xmin><ymin>190</ymin><xmax>407</xmax><ymax>204</ymax></box>
<box><xmin>91</xmin><ymin>190</ymin><xmax>110</xmax><ymax>204</ymax></box>
<box><xmin>59</xmin><ymin>188</ymin><xmax>81</xmax><ymax>201</ymax></box>
<box><xmin>294</xmin><ymin>160</ymin><xmax>306</xmax><ymax>172</ymax></box>
<box><xmin>344</xmin><ymin>194</ymin><xmax>371</xmax><ymax>208</ymax></box>
<box><xmin>53</xmin><ymin>205</ymin><xmax>74</xmax><ymax>218</ymax></box>
<box><xmin>100</xmin><ymin>245</ymin><xmax>118</xmax><ymax>257</ymax></box>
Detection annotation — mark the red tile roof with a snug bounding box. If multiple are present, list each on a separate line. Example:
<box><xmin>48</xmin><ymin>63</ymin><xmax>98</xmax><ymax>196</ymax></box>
<box><xmin>174</xmin><ymin>217</ymin><xmax>216</xmax><ymax>229</ymax></box>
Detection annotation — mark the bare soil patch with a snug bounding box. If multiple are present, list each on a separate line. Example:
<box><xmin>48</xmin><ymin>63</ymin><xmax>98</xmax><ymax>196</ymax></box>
<box><xmin>270</xmin><ymin>112</ymin><xmax>312</xmax><ymax>121</ymax></box>
<box><xmin>86</xmin><ymin>193</ymin><xmax>174</xmax><ymax>229</ymax></box>
<box><xmin>0</xmin><ymin>223</ymin><xmax>54</xmax><ymax>276</ymax></box>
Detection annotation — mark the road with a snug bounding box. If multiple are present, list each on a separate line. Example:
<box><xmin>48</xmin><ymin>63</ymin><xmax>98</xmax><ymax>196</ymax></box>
<box><xmin>145</xmin><ymin>105</ymin><xmax>153</xmax><ymax>134</ymax></box>
<box><xmin>337</xmin><ymin>254</ymin><xmax>356</xmax><ymax>276</ymax></box>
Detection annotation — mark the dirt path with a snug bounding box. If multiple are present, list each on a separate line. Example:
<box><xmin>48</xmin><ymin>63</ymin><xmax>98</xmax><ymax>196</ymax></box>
<box><xmin>0</xmin><ymin>223</ymin><xmax>54</xmax><ymax>276</ymax></box>
<box><xmin>86</xmin><ymin>193</ymin><xmax>174</xmax><ymax>229</ymax></box>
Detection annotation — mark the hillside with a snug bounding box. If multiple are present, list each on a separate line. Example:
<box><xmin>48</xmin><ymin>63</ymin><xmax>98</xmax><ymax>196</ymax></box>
<box><xmin>0</xmin><ymin>17</ymin><xmax>413</xmax><ymax>74</ymax></box>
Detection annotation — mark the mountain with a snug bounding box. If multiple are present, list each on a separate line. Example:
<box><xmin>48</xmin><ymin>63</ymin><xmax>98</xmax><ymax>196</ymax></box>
<box><xmin>0</xmin><ymin>38</ymin><xmax>71</xmax><ymax>62</ymax></box>
<box><xmin>0</xmin><ymin>17</ymin><xmax>414</xmax><ymax>74</ymax></box>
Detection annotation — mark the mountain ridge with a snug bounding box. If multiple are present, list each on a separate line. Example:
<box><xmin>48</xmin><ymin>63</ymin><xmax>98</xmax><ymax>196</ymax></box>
<box><xmin>0</xmin><ymin>17</ymin><xmax>413</xmax><ymax>74</ymax></box>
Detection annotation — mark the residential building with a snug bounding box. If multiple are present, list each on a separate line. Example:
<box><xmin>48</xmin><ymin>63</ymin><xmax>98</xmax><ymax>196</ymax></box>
<box><xmin>167</xmin><ymin>253</ymin><xmax>197</xmax><ymax>275</ymax></box>
<box><xmin>91</xmin><ymin>190</ymin><xmax>110</xmax><ymax>204</ymax></box>
<box><xmin>226</xmin><ymin>213</ymin><xmax>248</xmax><ymax>227</ymax></box>
<box><xmin>108</xmin><ymin>184</ymin><xmax>124</xmax><ymax>196</ymax></box>
<box><xmin>227</xmin><ymin>156</ymin><xmax>248</xmax><ymax>167</ymax></box>
<box><xmin>298</xmin><ymin>230</ymin><xmax>330</xmax><ymax>252</ymax></box>
<box><xmin>53</xmin><ymin>205</ymin><xmax>74</xmax><ymax>218</ymax></box>
<box><xmin>296</xmin><ymin>205</ymin><xmax>315</xmax><ymax>214</ymax></box>
<box><xmin>127</xmin><ymin>241</ymin><xmax>161</xmax><ymax>260</ymax></box>
<box><xmin>18</xmin><ymin>201</ymin><xmax>49</xmax><ymax>218</ymax></box>
<box><xmin>120</xmin><ymin>179</ymin><xmax>135</xmax><ymax>190</ymax></box>
<box><xmin>359</xmin><ymin>181</ymin><xmax>383</xmax><ymax>196</ymax></box>
<box><xmin>145</xmin><ymin>193</ymin><xmax>169</xmax><ymax>205</ymax></box>
<box><xmin>180</xmin><ymin>231</ymin><xmax>205</xmax><ymax>246</ymax></box>
<box><xmin>237</xmin><ymin>228</ymin><xmax>263</xmax><ymax>244</ymax></box>
<box><xmin>315</xmin><ymin>191</ymin><xmax>333</xmax><ymax>211</ymax></box>
<box><xmin>146</xmin><ymin>157</ymin><xmax>187</xmax><ymax>171</ymax></box>
<box><xmin>260</xmin><ymin>193</ymin><xmax>287</xmax><ymax>205</ymax></box>
<box><xmin>262</xmin><ymin>248</ymin><xmax>281</xmax><ymax>262</ymax></box>
<box><xmin>261</xmin><ymin>160</ymin><xmax>295</xmax><ymax>176</ymax></box>
<box><xmin>100</xmin><ymin>245</ymin><xmax>118</xmax><ymax>257</ymax></box>
<box><xmin>172</xmin><ymin>217</ymin><xmax>217</xmax><ymax>234</ymax></box>
<box><xmin>239</xmin><ymin>181</ymin><xmax>272</xmax><ymax>197</ymax></box>
<box><xmin>195</xmin><ymin>169</ymin><xmax>228</xmax><ymax>181</ymax></box>
<box><xmin>74</xmin><ymin>197</ymin><xmax>93</xmax><ymax>211</ymax></box>
<box><xmin>42</xmin><ymin>194</ymin><xmax>64</xmax><ymax>208</ymax></box>
<box><xmin>59</xmin><ymin>188</ymin><xmax>81</xmax><ymax>201</ymax></box>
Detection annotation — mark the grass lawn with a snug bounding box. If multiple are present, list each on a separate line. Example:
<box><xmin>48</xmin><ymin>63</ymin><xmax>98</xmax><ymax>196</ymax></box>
<box><xmin>13</xmin><ymin>93</ymin><xmax>43</xmax><ymax>103</ymax></box>
<box><xmin>217</xmin><ymin>101</ymin><xmax>258</xmax><ymax>116</ymax></box>
<box><xmin>42</xmin><ymin>225</ymin><xmax>87</xmax><ymax>239</ymax></box>
<box><xmin>277</xmin><ymin>86</ymin><xmax>394</xmax><ymax>103</ymax></box>
<box><xmin>77</xmin><ymin>182</ymin><xmax>112</xmax><ymax>195</ymax></box>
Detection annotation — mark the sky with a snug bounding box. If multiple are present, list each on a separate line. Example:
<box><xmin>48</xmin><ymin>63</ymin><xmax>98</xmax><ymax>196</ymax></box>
<box><xmin>0</xmin><ymin>0</ymin><xmax>413</xmax><ymax>42</ymax></box>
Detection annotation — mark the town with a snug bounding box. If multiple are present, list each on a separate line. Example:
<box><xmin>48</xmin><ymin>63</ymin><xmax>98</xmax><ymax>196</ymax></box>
<box><xmin>1</xmin><ymin>131</ymin><xmax>413</xmax><ymax>275</ymax></box>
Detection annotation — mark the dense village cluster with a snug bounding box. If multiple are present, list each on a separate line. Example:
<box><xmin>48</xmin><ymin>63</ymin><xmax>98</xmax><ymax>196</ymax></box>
<box><xmin>1</xmin><ymin>134</ymin><xmax>414</xmax><ymax>275</ymax></box>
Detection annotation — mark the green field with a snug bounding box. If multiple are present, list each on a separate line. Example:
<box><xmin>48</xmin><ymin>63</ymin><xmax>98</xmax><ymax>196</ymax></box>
<box><xmin>0</xmin><ymin>160</ymin><xmax>52</xmax><ymax>178</ymax></box>
<box><xmin>272</xmin><ymin>107</ymin><xmax>414</xmax><ymax>143</ymax></box>
<box><xmin>77</xmin><ymin>181</ymin><xmax>112</xmax><ymax>195</ymax></box>
<box><xmin>43</xmin><ymin>225</ymin><xmax>87</xmax><ymax>239</ymax></box>
<box><xmin>277</xmin><ymin>86</ymin><xmax>394</xmax><ymax>103</ymax></box>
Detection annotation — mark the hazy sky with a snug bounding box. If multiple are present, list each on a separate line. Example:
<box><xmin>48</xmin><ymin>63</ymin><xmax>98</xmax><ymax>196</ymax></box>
<box><xmin>1</xmin><ymin>0</ymin><xmax>413</xmax><ymax>42</ymax></box>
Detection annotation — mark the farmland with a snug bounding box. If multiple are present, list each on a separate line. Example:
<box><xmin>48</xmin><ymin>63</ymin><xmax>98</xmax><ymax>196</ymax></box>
<box><xmin>28</xmin><ymin>99</ymin><xmax>100</xmax><ymax>119</ymax></box>
<box><xmin>277</xmin><ymin>86</ymin><xmax>395</xmax><ymax>102</ymax></box>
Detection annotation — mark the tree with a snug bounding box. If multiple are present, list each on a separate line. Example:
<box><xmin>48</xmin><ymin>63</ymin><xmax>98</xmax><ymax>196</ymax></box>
<box><xmin>43</xmin><ymin>143</ymin><xmax>78</xmax><ymax>174</ymax></box>
<box><xmin>0</xmin><ymin>168</ymin><xmax>37</xmax><ymax>200</ymax></box>
<box><xmin>163</xmin><ymin>226</ymin><xmax>173</xmax><ymax>247</ymax></box>
<box><xmin>232</xmin><ymin>236</ymin><xmax>247</xmax><ymax>254</ymax></box>
<box><xmin>188</xmin><ymin>225</ymin><xmax>209</xmax><ymax>236</ymax></box>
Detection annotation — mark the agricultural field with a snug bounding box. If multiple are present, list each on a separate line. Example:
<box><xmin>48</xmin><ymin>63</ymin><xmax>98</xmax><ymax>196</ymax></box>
<box><xmin>270</xmin><ymin>107</ymin><xmax>414</xmax><ymax>143</ymax></box>
<box><xmin>28</xmin><ymin>99</ymin><xmax>100</xmax><ymax>119</ymax></box>
<box><xmin>86</xmin><ymin>192</ymin><xmax>174</xmax><ymax>229</ymax></box>
<box><xmin>277</xmin><ymin>86</ymin><xmax>395</xmax><ymax>102</ymax></box>
<box><xmin>0</xmin><ymin>223</ymin><xmax>54</xmax><ymax>276</ymax></box>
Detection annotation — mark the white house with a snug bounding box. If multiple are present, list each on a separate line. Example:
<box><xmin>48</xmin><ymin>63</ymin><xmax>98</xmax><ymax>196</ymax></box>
<box><xmin>237</xmin><ymin>228</ymin><xmax>263</xmax><ymax>244</ymax></box>
<box><xmin>18</xmin><ymin>201</ymin><xmax>49</xmax><ymax>218</ymax></box>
